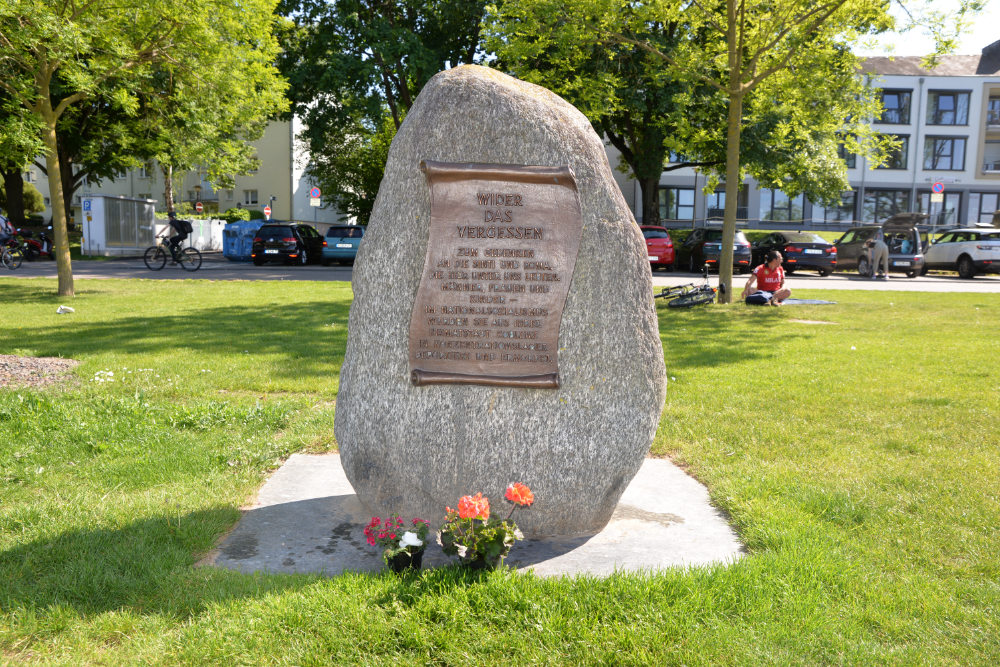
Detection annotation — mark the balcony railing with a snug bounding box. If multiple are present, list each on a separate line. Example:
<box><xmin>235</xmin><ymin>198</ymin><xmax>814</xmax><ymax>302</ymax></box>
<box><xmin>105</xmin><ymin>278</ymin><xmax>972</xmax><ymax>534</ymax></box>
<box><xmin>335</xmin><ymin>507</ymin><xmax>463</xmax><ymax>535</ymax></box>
<box><xmin>987</xmin><ymin>110</ymin><xmax>1000</xmax><ymax>128</ymax></box>
<box><xmin>984</xmin><ymin>161</ymin><xmax>1000</xmax><ymax>173</ymax></box>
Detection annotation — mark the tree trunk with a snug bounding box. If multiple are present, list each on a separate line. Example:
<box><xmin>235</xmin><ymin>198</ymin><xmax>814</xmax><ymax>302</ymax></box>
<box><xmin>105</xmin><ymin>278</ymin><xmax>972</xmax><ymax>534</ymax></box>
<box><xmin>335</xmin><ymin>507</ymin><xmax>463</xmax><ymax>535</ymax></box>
<box><xmin>638</xmin><ymin>175</ymin><xmax>661</xmax><ymax>226</ymax></box>
<box><xmin>718</xmin><ymin>0</ymin><xmax>742</xmax><ymax>305</ymax></box>
<box><xmin>1</xmin><ymin>168</ymin><xmax>27</xmax><ymax>227</ymax></box>
<box><xmin>58</xmin><ymin>147</ymin><xmax>76</xmax><ymax>230</ymax></box>
<box><xmin>163</xmin><ymin>164</ymin><xmax>174</xmax><ymax>211</ymax></box>
<box><xmin>41</xmin><ymin>111</ymin><xmax>74</xmax><ymax>297</ymax></box>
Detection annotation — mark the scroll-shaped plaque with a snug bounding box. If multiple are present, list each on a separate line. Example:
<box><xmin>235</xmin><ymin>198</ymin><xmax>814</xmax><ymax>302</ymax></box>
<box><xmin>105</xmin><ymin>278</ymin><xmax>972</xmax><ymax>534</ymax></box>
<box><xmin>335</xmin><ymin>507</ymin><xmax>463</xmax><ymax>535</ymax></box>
<box><xmin>409</xmin><ymin>161</ymin><xmax>583</xmax><ymax>388</ymax></box>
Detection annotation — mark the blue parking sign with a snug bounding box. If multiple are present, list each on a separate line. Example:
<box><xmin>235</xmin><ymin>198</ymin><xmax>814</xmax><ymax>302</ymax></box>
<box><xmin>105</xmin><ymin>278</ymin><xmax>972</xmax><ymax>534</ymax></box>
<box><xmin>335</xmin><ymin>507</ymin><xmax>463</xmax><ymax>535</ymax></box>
<box><xmin>83</xmin><ymin>200</ymin><xmax>92</xmax><ymax>211</ymax></box>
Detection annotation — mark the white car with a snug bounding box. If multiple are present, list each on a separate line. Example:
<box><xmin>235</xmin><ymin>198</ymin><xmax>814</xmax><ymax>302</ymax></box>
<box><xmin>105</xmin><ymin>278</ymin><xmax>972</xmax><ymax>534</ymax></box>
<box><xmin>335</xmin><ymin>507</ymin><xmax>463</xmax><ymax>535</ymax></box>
<box><xmin>923</xmin><ymin>227</ymin><xmax>1000</xmax><ymax>279</ymax></box>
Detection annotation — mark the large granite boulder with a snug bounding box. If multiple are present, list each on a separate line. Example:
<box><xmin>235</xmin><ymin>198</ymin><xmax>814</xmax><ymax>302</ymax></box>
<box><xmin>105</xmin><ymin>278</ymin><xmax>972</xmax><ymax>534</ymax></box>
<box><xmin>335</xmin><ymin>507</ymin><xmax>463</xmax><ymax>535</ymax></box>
<box><xmin>335</xmin><ymin>65</ymin><xmax>666</xmax><ymax>537</ymax></box>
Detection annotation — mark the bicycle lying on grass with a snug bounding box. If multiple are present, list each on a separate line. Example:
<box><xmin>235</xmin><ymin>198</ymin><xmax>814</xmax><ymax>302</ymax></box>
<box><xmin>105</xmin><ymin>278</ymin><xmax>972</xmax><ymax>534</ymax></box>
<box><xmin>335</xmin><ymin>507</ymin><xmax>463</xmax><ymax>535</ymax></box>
<box><xmin>653</xmin><ymin>266</ymin><xmax>720</xmax><ymax>308</ymax></box>
<box><xmin>143</xmin><ymin>234</ymin><xmax>202</xmax><ymax>272</ymax></box>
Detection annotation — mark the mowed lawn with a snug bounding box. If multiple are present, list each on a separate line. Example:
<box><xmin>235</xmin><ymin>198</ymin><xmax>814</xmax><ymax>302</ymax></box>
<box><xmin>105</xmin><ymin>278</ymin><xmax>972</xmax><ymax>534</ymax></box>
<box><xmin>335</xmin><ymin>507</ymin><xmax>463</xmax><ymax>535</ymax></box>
<box><xmin>0</xmin><ymin>276</ymin><xmax>998</xmax><ymax>664</ymax></box>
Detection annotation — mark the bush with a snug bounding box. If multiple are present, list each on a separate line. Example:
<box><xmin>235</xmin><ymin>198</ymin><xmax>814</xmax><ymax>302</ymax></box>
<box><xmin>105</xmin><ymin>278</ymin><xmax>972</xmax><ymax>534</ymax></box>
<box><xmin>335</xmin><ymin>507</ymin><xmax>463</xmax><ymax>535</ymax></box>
<box><xmin>248</xmin><ymin>209</ymin><xmax>266</xmax><ymax>221</ymax></box>
<box><xmin>221</xmin><ymin>207</ymin><xmax>251</xmax><ymax>223</ymax></box>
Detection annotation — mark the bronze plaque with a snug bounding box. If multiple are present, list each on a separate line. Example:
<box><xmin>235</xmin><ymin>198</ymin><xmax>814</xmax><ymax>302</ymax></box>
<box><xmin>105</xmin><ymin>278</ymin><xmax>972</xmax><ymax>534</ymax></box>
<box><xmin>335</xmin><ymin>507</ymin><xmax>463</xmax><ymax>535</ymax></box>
<box><xmin>408</xmin><ymin>160</ymin><xmax>583</xmax><ymax>388</ymax></box>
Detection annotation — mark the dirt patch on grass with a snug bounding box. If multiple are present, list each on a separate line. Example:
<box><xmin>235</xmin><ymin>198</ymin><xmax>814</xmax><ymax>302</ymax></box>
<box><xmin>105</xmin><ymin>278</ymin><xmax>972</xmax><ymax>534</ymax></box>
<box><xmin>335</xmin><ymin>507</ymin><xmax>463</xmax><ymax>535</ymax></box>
<box><xmin>0</xmin><ymin>355</ymin><xmax>80</xmax><ymax>389</ymax></box>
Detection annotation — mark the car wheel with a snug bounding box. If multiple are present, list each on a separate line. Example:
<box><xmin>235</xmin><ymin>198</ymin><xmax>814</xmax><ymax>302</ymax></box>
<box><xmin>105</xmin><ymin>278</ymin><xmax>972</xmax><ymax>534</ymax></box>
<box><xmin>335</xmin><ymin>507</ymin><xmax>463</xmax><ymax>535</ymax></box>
<box><xmin>818</xmin><ymin>268</ymin><xmax>829</xmax><ymax>277</ymax></box>
<box><xmin>253</xmin><ymin>256</ymin><xmax>265</xmax><ymax>266</ymax></box>
<box><xmin>905</xmin><ymin>270</ymin><xmax>917</xmax><ymax>278</ymax></box>
<box><xmin>957</xmin><ymin>255</ymin><xmax>975</xmax><ymax>279</ymax></box>
<box><xmin>665</xmin><ymin>262</ymin><xmax>674</xmax><ymax>273</ymax></box>
<box><xmin>920</xmin><ymin>265</ymin><xmax>928</xmax><ymax>276</ymax></box>
<box><xmin>785</xmin><ymin>266</ymin><xmax>796</xmax><ymax>275</ymax></box>
<box><xmin>858</xmin><ymin>256</ymin><xmax>870</xmax><ymax>277</ymax></box>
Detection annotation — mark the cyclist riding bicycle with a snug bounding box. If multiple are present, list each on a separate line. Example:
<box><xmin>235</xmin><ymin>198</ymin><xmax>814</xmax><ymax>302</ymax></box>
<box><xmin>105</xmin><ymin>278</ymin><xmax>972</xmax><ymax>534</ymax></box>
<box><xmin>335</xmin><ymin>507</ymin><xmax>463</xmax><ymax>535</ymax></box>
<box><xmin>0</xmin><ymin>214</ymin><xmax>15</xmax><ymax>245</ymax></box>
<box><xmin>167</xmin><ymin>211</ymin><xmax>193</xmax><ymax>258</ymax></box>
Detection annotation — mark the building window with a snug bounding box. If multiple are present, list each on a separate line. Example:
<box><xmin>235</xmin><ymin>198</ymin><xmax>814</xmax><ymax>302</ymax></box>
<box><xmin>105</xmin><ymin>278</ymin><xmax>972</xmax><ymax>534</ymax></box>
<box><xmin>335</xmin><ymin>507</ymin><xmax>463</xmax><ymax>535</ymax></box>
<box><xmin>862</xmin><ymin>189</ymin><xmax>910</xmax><ymax>223</ymax></box>
<box><xmin>814</xmin><ymin>191</ymin><xmax>857</xmax><ymax>223</ymax></box>
<box><xmin>988</xmin><ymin>97</ymin><xmax>1000</xmax><ymax>126</ymax></box>
<box><xmin>926</xmin><ymin>91</ymin><xmax>970</xmax><ymax>125</ymax></box>
<box><xmin>876</xmin><ymin>135</ymin><xmax>908</xmax><ymax>169</ymax></box>
<box><xmin>705</xmin><ymin>185</ymin><xmax>749</xmax><ymax>219</ymax></box>
<box><xmin>22</xmin><ymin>169</ymin><xmax>37</xmax><ymax>183</ymax></box>
<box><xmin>759</xmin><ymin>189</ymin><xmax>804</xmax><ymax>222</ymax></box>
<box><xmin>139</xmin><ymin>163</ymin><xmax>154</xmax><ymax>179</ymax></box>
<box><xmin>879</xmin><ymin>89</ymin><xmax>911</xmax><ymax>124</ymax></box>
<box><xmin>657</xmin><ymin>187</ymin><xmax>694</xmax><ymax>221</ymax></box>
<box><xmin>917</xmin><ymin>191</ymin><xmax>961</xmax><ymax>227</ymax></box>
<box><xmin>225</xmin><ymin>189</ymin><xmax>234</xmax><ymax>200</ymax></box>
<box><xmin>923</xmin><ymin>136</ymin><xmax>966</xmax><ymax>171</ymax></box>
<box><xmin>138</xmin><ymin>193</ymin><xmax>151</xmax><ymax>201</ymax></box>
<box><xmin>968</xmin><ymin>192</ymin><xmax>1000</xmax><ymax>224</ymax></box>
<box><xmin>243</xmin><ymin>189</ymin><xmax>258</xmax><ymax>206</ymax></box>
<box><xmin>838</xmin><ymin>141</ymin><xmax>856</xmax><ymax>169</ymax></box>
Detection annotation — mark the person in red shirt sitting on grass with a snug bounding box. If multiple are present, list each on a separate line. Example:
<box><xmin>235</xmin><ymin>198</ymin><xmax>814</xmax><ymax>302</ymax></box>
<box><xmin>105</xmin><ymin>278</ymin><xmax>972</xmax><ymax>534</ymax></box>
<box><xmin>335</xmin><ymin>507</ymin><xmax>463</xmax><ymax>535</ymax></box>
<box><xmin>741</xmin><ymin>250</ymin><xmax>791</xmax><ymax>306</ymax></box>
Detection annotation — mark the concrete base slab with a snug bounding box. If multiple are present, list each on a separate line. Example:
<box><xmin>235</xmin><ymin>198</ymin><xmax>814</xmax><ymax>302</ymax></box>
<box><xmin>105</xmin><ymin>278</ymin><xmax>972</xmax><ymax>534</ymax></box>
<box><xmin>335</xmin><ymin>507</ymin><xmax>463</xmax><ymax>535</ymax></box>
<box><xmin>201</xmin><ymin>453</ymin><xmax>744</xmax><ymax>577</ymax></box>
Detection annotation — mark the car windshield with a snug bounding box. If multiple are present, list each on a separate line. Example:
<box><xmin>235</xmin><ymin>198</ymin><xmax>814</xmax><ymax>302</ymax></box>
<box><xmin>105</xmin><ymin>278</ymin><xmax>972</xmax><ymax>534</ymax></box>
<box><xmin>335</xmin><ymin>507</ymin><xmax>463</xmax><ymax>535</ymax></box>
<box><xmin>642</xmin><ymin>229</ymin><xmax>670</xmax><ymax>240</ymax></box>
<box><xmin>785</xmin><ymin>233</ymin><xmax>826</xmax><ymax>244</ymax></box>
<box><xmin>327</xmin><ymin>226</ymin><xmax>364</xmax><ymax>238</ymax></box>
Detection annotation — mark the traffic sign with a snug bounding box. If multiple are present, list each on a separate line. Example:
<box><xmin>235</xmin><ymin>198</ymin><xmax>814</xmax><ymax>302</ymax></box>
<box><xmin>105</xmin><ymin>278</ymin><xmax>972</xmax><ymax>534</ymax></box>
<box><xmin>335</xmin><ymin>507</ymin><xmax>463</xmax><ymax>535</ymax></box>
<box><xmin>263</xmin><ymin>205</ymin><xmax>272</xmax><ymax>220</ymax></box>
<box><xmin>930</xmin><ymin>193</ymin><xmax>944</xmax><ymax>203</ymax></box>
<box><xmin>931</xmin><ymin>182</ymin><xmax>945</xmax><ymax>194</ymax></box>
<box><xmin>309</xmin><ymin>187</ymin><xmax>321</xmax><ymax>198</ymax></box>
<box><xmin>310</xmin><ymin>198</ymin><xmax>321</xmax><ymax>207</ymax></box>
<box><xmin>195</xmin><ymin>201</ymin><xmax>203</xmax><ymax>213</ymax></box>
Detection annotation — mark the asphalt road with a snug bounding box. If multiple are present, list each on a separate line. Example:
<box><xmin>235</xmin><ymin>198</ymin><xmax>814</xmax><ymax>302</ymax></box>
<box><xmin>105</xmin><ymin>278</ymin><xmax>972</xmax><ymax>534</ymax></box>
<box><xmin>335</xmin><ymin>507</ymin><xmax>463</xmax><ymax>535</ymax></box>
<box><xmin>5</xmin><ymin>255</ymin><xmax>1000</xmax><ymax>293</ymax></box>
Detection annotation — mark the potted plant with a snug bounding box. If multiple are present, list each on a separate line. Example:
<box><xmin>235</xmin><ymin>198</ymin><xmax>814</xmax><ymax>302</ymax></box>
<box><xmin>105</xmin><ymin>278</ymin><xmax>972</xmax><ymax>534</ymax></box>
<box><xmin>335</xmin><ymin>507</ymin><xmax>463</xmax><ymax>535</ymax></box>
<box><xmin>363</xmin><ymin>516</ymin><xmax>430</xmax><ymax>573</ymax></box>
<box><xmin>437</xmin><ymin>483</ymin><xmax>534</xmax><ymax>570</ymax></box>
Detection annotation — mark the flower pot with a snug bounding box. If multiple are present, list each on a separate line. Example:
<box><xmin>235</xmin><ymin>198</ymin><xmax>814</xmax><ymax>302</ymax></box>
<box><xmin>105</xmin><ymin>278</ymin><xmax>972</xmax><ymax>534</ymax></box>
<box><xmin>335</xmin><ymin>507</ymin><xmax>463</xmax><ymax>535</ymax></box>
<box><xmin>386</xmin><ymin>549</ymin><xmax>424</xmax><ymax>573</ymax></box>
<box><xmin>463</xmin><ymin>554</ymin><xmax>503</xmax><ymax>571</ymax></box>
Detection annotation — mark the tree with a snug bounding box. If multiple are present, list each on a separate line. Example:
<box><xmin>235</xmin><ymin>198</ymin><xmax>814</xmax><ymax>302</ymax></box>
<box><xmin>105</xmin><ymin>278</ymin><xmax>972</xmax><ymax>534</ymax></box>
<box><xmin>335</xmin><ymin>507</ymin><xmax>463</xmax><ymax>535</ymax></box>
<box><xmin>277</xmin><ymin>0</ymin><xmax>488</xmax><ymax>223</ymax></box>
<box><xmin>0</xmin><ymin>94</ymin><xmax>43</xmax><ymax>226</ymax></box>
<box><xmin>0</xmin><ymin>0</ymin><xmax>287</xmax><ymax>296</ymax></box>
<box><xmin>486</xmin><ymin>0</ymin><xmax>728</xmax><ymax>226</ymax></box>
<box><xmin>624</xmin><ymin>0</ymin><xmax>983</xmax><ymax>302</ymax></box>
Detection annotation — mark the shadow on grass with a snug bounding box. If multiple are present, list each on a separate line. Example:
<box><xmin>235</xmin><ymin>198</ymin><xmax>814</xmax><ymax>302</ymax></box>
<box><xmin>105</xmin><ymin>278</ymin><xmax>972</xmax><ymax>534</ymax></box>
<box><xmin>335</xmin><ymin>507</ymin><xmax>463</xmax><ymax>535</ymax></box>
<box><xmin>656</xmin><ymin>306</ymin><xmax>806</xmax><ymax>371</ymax></box>
<box><xmin>2</xmin><ymin>299</ymin><xmax>351</xmax><ymax>383</ymax></box>
<box><xmin>0</xmin><ymin>508</ymin><xmax>315</xmax><ymax>617</ymax></box>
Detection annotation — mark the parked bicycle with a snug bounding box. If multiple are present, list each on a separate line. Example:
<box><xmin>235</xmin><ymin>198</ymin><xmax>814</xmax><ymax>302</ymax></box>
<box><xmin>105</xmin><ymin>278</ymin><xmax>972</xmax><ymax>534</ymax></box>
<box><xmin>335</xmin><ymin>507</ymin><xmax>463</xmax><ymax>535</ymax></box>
<box><xmin>1</xmin><ymin>242</ymin><xmax>24</xmax><ymax>270</ymax></box>
<box><xmin>143</xmin><ymin>234</ymin><xmax>202</xmax><ymax>272</ymax></box>
<box><xmin>654</xmin><ymin>265</ymin><xmax>719</xmax><ymax>308</ymax></box>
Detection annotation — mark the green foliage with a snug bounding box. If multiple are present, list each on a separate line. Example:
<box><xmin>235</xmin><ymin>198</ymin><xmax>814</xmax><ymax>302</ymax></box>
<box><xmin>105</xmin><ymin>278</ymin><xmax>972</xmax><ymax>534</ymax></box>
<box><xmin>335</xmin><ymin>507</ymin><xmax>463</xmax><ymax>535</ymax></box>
<box><xmin>248</xmin><ymin>210</ymin><xmax>266</xmax><ymax>221</ymax></box>
<box><xmin>221</xmin><ymin>207</ymin><xmax>252</xmax><ymax>223</ymax></box>
<box><xmin>278</xmin><ymin>0</ymin><xmax>488</xmax><ymax>223</ymax></box>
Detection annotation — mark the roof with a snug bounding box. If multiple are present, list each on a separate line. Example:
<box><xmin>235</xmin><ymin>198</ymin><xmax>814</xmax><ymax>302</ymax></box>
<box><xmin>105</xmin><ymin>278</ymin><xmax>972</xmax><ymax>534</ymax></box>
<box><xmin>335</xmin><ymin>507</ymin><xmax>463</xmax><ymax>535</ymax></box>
<box><xmin>862</xmin><ymin>39</ymin><xmax>1000</xmax><ymax>77</ymax></box>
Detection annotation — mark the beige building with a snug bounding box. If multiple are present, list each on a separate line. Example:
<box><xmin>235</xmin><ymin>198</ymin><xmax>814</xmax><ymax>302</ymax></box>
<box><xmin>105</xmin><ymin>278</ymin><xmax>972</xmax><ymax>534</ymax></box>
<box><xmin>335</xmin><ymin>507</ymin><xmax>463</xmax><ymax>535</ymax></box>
<box><xmin>23</xmin><ymin>118</ymin><xmax>346</xmax><ymax>226</ymax></box>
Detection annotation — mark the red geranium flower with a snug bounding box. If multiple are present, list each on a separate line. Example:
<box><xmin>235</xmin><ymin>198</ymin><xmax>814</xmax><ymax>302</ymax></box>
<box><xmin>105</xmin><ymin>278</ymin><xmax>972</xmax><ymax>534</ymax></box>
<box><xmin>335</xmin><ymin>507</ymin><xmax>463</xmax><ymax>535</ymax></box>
<box><xmin>457</xmin><ymin>492</ymin><xmax>490</xmax><ymax>520</ymax></box>
<box><xmin>504</xmin><ymin>482</ymin><xmax>534</xmax><ymax>507</ymax></box>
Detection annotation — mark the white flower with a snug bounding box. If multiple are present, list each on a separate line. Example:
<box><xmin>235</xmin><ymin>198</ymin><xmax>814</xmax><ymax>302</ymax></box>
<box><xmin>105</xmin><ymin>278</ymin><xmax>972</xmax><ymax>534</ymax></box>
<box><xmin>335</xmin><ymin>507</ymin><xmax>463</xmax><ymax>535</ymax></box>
<box><xmin>399</xmin><ymin>531</ymin><xmax>423</xmax><ymax>549</ymax></box>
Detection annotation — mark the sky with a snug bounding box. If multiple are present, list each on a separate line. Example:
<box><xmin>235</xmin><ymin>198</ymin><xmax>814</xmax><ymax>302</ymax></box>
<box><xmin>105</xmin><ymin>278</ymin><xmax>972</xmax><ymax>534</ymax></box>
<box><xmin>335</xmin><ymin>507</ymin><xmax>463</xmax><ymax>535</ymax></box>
<box><xmin>853</xmin><ymin>0</ymin><xmax>1000</xmax><ymax>57</ymax></box>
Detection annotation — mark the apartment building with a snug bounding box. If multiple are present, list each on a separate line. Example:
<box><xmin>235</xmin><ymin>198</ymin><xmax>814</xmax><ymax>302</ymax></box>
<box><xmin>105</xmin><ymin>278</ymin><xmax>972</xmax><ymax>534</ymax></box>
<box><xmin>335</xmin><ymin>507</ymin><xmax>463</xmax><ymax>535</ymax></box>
<box><xmin>613</xmin><ymin>40</ymin><xmax>1000</xmax><ymax>229</ymax></box>
<box><xmin>22</xmin><ymin>117</ymin><xmax>345</xmax><ymax>226</ymax></box>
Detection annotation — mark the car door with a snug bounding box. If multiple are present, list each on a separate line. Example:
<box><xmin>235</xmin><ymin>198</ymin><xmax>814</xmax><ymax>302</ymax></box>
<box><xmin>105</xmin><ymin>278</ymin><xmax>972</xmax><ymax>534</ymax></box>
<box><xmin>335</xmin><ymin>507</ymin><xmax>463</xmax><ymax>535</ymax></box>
<box><xmin>681</xmin><ymin>230</ymin><xmax>702</xmax><ymax>265</ymax></box>
<box><xmin>834</xmin><ymin>229</ymin><xmax>872</xmax><ymax>269</ymax></box>
<box><xmin>925</xmin><ymin>232</ymin><xmax>955</xmax><ymax>268</ymax></box>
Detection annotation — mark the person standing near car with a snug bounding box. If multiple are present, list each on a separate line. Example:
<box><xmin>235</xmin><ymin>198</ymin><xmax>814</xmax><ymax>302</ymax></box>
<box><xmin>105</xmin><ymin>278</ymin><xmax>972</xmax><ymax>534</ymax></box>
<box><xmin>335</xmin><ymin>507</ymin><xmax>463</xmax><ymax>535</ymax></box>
<box><xmin>741</xmin><ymin>250</ymin><xmax>791</xmax><ymax>305</ymax></box>
<box><xmin>867</xmin><ymin>230</ymin><xmax>889</xmax><ymax>279</ymax></box>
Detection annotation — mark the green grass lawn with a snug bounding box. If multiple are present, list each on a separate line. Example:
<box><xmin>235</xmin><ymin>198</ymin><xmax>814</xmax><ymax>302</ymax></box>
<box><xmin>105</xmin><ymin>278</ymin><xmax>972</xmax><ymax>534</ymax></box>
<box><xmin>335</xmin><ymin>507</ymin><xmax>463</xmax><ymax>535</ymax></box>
<box><xmin>1</xmin><ymin>277</ymin><xmax>998</xmax><ymax>664</ymax></box>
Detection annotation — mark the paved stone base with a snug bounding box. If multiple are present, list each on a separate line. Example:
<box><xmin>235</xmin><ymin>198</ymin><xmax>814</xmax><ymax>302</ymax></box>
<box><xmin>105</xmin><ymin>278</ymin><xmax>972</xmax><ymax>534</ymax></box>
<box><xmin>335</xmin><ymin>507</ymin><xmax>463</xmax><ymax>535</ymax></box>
<box><xmin>201</xmin><ymin>453</ymin><xmax>744</xmax><ymax>577</ymax></box>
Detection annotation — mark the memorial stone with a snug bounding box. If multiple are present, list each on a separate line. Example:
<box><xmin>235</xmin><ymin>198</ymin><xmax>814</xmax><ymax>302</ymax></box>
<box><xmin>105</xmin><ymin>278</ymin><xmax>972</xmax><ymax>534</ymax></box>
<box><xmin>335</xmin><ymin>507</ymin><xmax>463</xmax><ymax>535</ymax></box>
<box><xmin>335</xmin><ymin>65</ymin><xmax>666</xmax><ymax>537</ymax></box>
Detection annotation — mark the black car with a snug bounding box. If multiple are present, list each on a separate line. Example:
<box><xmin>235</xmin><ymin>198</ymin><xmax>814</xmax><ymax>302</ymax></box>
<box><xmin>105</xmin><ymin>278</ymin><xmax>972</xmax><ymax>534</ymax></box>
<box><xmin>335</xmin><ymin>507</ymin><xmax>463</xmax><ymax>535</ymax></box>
<box><xmin>751</xmin><ymin>231</ymin><xmax>837</xmax><ymax>276</ymax></box>
<box><xmin>252</xmin><ymin>223</ymin><xmax>326</xmax><ymax>265</ymax></box>
<box><xmin>676</xmin><ymin>228</ymin><xmax>752</xmax><ymax>273</ymax></box>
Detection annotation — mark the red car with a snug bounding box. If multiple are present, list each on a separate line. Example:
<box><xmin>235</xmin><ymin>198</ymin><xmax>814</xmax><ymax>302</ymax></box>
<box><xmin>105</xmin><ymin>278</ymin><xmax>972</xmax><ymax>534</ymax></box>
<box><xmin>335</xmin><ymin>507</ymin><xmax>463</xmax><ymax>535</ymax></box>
<box><xmin>641</xmin><ymin>225</ymin><xmax>675</xmax><ymax>272</ymax></box>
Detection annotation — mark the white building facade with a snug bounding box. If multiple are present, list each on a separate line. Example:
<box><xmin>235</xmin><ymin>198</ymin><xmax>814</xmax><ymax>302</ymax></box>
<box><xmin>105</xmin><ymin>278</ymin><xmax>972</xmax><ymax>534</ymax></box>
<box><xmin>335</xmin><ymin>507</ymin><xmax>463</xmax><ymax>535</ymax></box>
<box><xmin>613</xmin><ymin>41</ymin><xmax>1000</xmax><ymax>230</ymax></box>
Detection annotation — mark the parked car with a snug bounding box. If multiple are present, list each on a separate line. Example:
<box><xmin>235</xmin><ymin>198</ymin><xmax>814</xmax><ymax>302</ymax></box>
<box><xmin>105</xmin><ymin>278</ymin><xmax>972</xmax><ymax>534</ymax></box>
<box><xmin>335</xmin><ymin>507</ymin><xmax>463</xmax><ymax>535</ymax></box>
<box><xmin>676</xmin><ymin>228</ymin><xmax>752</xmax><ymax>273</ymax></box>
<box><xmin>750</xmin><ymin>231</ymin><xmax>837</xmax><ymax>276</ymax></box>
<box><xmin>833</xmin><ymin>218</ymin><xmax>925</xmax><ymax>278</ymax></box>
<box><xmin>923</xmin><ymin>227</ymin><xmax>1000</xmax><ymax>278</ymax></box>
<box><xmin>640</xmin><ymin>225</ymin><xmax>675</xmax><ymax>272</ymax></box>
<box><xmin>322</xmin><ymin>225</ymin><xmax>365</xmax><ymax>265</ymax></box>
<box><xmin>251</xmin><ymin>223</ymin><xmax>326</xmax><ymax>265</ymax></box>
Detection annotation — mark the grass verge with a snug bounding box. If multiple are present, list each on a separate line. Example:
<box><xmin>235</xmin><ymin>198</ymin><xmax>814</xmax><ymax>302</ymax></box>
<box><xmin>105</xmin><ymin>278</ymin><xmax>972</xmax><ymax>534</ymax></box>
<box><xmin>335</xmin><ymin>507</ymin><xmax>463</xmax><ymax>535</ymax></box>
<box><xmin>1</xmin><ymin>277</ymin><xmax>998</xmax><ymax>664</ymax></box>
